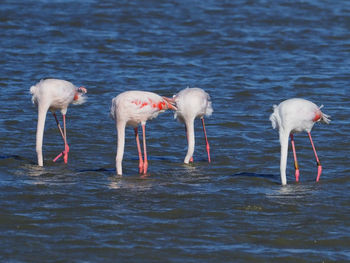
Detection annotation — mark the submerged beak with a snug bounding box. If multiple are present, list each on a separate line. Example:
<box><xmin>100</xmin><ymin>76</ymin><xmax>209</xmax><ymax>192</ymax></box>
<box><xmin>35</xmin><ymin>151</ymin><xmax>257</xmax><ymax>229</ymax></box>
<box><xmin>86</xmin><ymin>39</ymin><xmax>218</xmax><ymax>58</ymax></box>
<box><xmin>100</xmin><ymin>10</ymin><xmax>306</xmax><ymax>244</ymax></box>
<box><xmin>162</xmin><ymin>96</ymin><xmax>177</xmax><ymax>110</ymax></box>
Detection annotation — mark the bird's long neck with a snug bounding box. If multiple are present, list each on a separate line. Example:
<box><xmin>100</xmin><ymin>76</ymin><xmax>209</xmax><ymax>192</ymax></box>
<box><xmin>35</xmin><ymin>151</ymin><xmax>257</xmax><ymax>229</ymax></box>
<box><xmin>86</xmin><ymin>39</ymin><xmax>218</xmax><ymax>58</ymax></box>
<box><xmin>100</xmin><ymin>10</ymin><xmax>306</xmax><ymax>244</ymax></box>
<box><xmin>116</xmin><ymin>121</ymin><xmax>126</xmax><ymax>175</ymax></box>
<box><xmin>36</xmin><ymin>104</ymin><xmax>49</xmax><ymax>166</ymax></box>
<box><xmin>184</xmin><ymin>118</ymin><xmax>195</xmax><ymax>164</ymax></box>
<box><xmin>279</xmin><ymin>130</ymin><xmax>290</xmax><ymax>185</ymax></box>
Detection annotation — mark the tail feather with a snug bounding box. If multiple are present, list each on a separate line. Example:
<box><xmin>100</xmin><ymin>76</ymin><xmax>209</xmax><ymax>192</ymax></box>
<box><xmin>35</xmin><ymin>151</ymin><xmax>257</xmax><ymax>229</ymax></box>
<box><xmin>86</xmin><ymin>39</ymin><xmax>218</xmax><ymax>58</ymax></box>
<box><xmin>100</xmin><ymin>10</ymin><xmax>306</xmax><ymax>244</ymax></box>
<box><xmin>110</xmin><ymin>97</ymin><xmax>117</xmax><ymax>120</ymax></box>
<box><xmin>318</xmin><ymin>105</ymin><xmax>330</xmax><ymax>124</ymax></box>
<box><xmin>321</xmin><ymin>112</ymin><xmax>331</xmax><ymax>124</ymax></box>
<box><xmin>30</xmin><ymin>85</ymin><xmax>37</xmax><ymax>104</ymax></box>
<box><xmin>205</xmin><ymin>98</ymin><xmax>213</xmax><ymax>117</ymax></box>
<box><xmin>30</xmin><ymin>85</ymin><xmax>36</xmax><ymax>95</ymax></box>
<box><xmin>269</xmin><ymin>105</ymin><xmax>279</xmax><ymax>129</ymax></box>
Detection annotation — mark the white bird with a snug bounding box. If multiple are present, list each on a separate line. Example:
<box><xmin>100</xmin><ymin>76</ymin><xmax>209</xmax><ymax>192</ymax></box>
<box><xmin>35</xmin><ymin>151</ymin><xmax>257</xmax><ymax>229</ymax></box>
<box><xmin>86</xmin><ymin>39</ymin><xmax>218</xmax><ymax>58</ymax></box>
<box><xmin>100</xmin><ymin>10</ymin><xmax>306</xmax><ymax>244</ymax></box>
<box><xmin>110</xmin><ymin>90</ymin><xmax>176</xmax><ymax>175</ymax></box>
<box><xmin>165</xmin><ymin>87</ymin><xmax>213</xmax><ymax>164</ymax></box>
<box><xmin>270</xmin><ymin>98</ymin><xmax>330</xmax><ymax>185</ymax></box>
<box><xmin>30</xmin><ymin>78</ymin><xmax>87</xmax><ymax>166</ymax></box>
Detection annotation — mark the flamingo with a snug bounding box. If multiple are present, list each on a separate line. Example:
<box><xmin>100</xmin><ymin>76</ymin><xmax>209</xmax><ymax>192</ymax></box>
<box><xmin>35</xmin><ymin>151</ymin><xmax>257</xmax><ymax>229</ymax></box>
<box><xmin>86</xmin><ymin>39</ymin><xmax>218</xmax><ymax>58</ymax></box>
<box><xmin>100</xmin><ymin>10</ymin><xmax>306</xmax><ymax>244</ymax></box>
<box><xmin>165</xmin><ymin>87</ymin><xmax>213</xmax><ymax>164</ymax></box>
<box><xmin>110</xmin><ymin>90</ymin><xmax>177</xmax><ymax>175</ymax></box>
<box><xmin>30</xmin><ymin>78</ymin><xmax>87</xmax><ymax>166</ymax></box>
<box><xmin>269</xmin><ymin>98</ymin><xmax>330</xmax><ymax>185</ymax></box>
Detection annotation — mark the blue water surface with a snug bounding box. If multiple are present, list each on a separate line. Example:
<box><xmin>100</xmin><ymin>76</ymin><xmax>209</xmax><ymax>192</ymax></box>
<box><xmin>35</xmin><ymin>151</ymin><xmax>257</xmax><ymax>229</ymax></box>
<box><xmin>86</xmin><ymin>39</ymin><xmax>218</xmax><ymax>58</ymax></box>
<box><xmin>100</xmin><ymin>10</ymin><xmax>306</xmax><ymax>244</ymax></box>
<box><xmin>0</xmin><ymin>0</ymin><xmax>350</xmax><ymax>262</ymax></box>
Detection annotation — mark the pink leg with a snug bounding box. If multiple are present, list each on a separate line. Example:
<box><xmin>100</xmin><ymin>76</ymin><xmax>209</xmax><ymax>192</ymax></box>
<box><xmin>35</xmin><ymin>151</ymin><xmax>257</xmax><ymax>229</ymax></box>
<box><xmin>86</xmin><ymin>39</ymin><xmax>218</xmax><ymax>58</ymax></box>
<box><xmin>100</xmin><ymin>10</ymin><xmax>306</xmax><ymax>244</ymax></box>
<box><xmin>134</xmin><ymin>127</ymin><xmax>144</xmax><ymax>174</ymax></box>
<box><xmin>53</xmin><ymin>152</ymin><xmax>63</xmax><ymax>162</ymax></box>
<box><xmin>290</xmin><ymin>134</ymin><xmax>300</xmax><ymax>182</ymax></box>
<box><xmin>308</xmin><ymin>132</ymin><xmax>322</xmax><ymax>182</ymax></box>
<box><xmin>201</xmin><ymin>118</ymin><xmax>211</xmax><ymax>163</ymax></box>
<box><xmin>142</xmin><ymin>124</ymin><xmax>148</xmax><ymax>174</ymax></box>
<box><xmin>53</xmin><ymin>114</ymin><xmax>69</xmax><ymax>164</ymax></box>
<box><xmin>63</xmin><ymin>115</ymin><xmax>69</xmax><ymax>164</ymax></box>
<box><xmin>53</xmin><ymin>113</ymin><xmax>65</xmax><ymax>140</ymax></box>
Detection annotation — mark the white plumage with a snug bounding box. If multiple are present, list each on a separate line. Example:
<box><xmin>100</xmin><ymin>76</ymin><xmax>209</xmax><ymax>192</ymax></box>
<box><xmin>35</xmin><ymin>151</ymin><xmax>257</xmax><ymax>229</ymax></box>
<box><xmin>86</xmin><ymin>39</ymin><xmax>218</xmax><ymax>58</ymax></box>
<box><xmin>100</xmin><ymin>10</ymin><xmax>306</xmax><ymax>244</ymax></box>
<box><xmin>30</xmin><ymin>78</ymin><xmax>87</xmax><ymax>166</ymax></box>
<box><xmin>171</xmin><ymin>87</ymin><xmax>213</xmax><ymax>164</ymax></box>
<box><xmin>111</xmin><ymin>90</ymin><xmax>176</xmax><ymax>175</ymax></box>
<box><xmin>270</xmin><ymin>98</ymin><xmax>330</xmax><ymax>185</ymax></box>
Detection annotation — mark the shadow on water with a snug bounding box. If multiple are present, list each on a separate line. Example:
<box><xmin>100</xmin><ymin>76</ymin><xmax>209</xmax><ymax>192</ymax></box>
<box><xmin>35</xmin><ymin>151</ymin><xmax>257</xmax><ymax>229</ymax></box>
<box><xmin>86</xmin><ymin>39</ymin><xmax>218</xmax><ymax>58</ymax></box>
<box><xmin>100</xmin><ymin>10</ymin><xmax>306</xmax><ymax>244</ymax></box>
<box><xmin>76</xmin><ymin>167</ymin><xmax>115</xmax><ymax>173</ymax></box>
<box><xmin>229</xmin><ymin>172</ymin><xmax>333</xmax><ymax>187</ymax></box>
<box><xmin>229</xmin><ymin>172</ymin><xmax>280</xmax><ymax>184</ymax></box>
<box><xmin>0</xmin><ymin>155</ymin><xmax>35</xmax><ymax>164</ymax></box>
<box><xmin>231</xmin><ymin>172</ymin><xmax>275</xmax><ymax>179</ymax></box>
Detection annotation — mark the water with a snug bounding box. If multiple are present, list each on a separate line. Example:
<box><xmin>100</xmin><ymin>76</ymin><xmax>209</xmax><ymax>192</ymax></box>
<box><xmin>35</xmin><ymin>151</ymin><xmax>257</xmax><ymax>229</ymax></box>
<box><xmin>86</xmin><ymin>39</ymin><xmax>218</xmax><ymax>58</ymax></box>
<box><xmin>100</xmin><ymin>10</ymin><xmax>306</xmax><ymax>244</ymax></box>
<box><xmin>1</xmin><ymin>0</ymin><xmax>350</xmax><ymax>262</ymax></box>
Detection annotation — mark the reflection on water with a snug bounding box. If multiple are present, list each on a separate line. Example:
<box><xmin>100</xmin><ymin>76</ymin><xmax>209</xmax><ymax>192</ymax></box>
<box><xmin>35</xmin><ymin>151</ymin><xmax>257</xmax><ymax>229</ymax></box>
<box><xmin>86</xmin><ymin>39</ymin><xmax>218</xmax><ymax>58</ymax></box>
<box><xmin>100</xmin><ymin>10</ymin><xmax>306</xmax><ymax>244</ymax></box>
<box><xmin>266</xmin><ymin>183</ymin><xmax>317</xmax><ymax>204</ymax></box>
<box><xmin>107</xmin><ymin>176</ymin><xmax>158</xmax><ymax>191</ymax></box>
<box><xmin>26</xmin><ymin>164</ymin><xmax>48</xmax><ymax>177</ymax></box>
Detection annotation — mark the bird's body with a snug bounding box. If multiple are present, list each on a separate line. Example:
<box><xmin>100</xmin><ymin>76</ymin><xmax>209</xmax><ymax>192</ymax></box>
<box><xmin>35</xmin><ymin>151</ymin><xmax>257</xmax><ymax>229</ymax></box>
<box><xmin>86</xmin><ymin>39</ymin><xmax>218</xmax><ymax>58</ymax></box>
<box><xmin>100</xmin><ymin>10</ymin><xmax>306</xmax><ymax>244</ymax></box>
<box><xmin>30</xmin><ymin>78</ymin><xmax>87</xmax><ymax>166</ymax></box>
<box><xmin>111</xmin><ymin>90</ymin><xmax>176</xmax><ymax>175</ymax></box>
<box><xmin>270</xmin><ymin>98</ymin><xmax>330</xmax><ymax>185</ymax></box>
<box><xmin>111</xmin><ymin>91</ymin><xmax>168</xmax><ymax>127</ymax></box>
<box><xmin>172</xmin><ymin>87</ymin><xmax>213</xmax><ymax>164</ymax></box>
